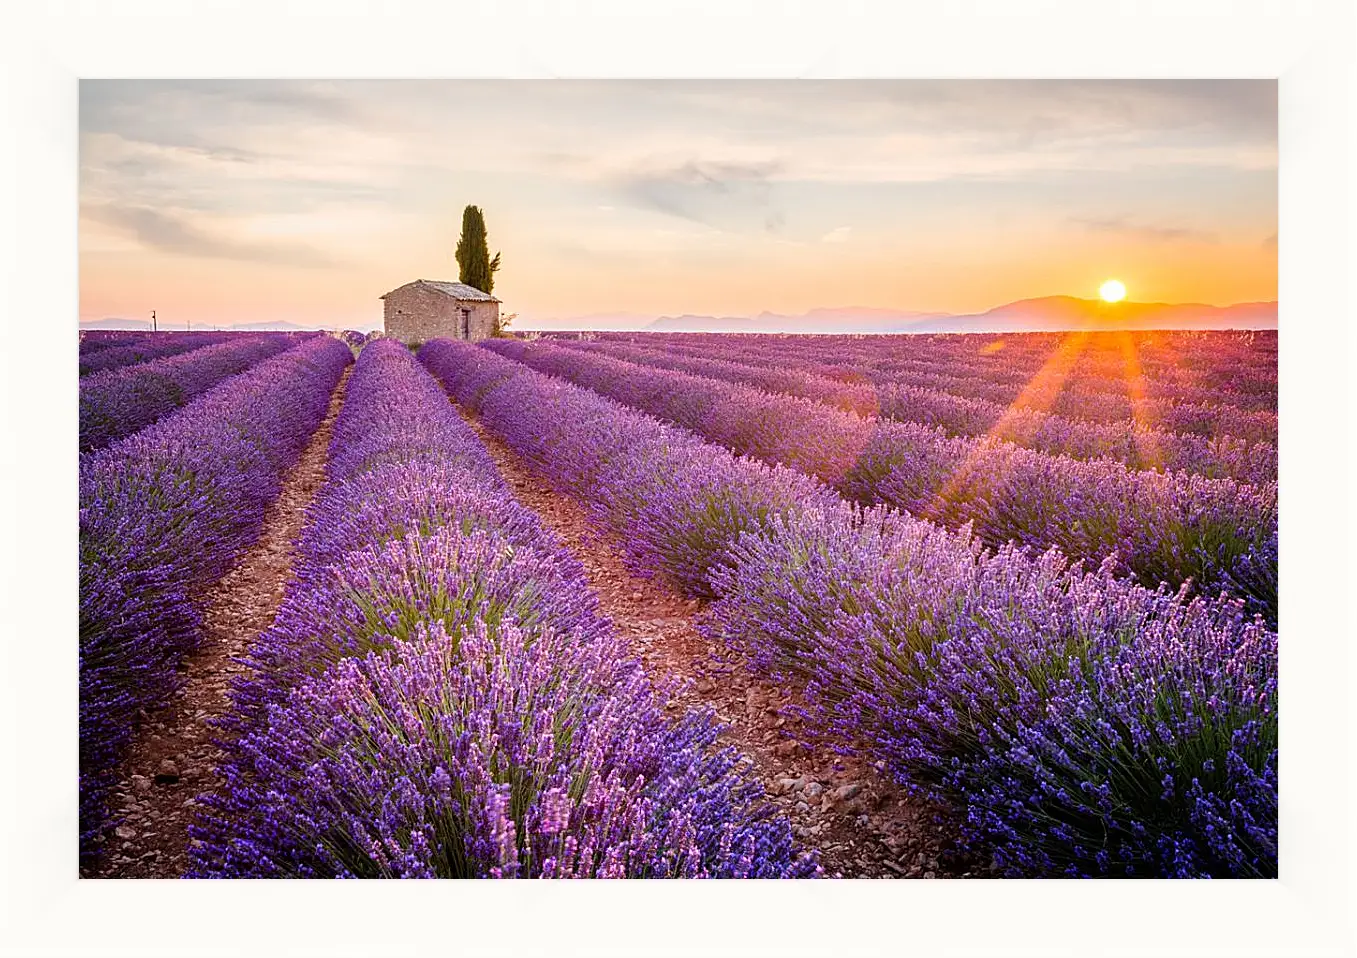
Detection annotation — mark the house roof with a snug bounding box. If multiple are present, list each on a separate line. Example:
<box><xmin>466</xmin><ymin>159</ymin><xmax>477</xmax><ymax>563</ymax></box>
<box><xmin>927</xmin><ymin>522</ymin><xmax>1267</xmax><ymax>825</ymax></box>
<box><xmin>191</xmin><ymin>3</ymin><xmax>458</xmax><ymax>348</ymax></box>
<box><xmin>380</xmin><ymin>279</ymin><xmax>500</xmax><ymax>303</ymax></box>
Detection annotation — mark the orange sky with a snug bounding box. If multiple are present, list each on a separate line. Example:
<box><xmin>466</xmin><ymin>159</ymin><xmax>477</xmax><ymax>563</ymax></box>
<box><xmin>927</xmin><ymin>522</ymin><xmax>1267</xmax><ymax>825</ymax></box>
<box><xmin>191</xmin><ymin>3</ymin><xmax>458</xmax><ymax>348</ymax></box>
<box><xmin>79</xmin><ymin>80</ymin><xmax>1277</xmax><ymax>329</ymax></box>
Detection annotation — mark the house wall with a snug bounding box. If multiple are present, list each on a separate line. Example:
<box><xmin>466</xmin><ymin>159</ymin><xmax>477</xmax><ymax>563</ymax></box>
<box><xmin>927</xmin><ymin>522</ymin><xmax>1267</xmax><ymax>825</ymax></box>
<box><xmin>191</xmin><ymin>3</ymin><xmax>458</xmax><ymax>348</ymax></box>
<box><xmin>382</xmin><ymin>286</ymin><xmax>500</xmax><ymax>343</ymax></box>
<box><xmin>466</xmin><ymin>301</ymin><xmax>499</xmax><ymax>340</ymax></box>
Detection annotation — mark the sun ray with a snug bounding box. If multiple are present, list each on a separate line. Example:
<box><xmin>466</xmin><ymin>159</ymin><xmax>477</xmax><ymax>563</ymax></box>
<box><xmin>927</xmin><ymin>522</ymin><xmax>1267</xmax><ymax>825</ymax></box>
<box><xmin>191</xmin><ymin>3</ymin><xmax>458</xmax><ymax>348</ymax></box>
<box><xmin>1114</xmin><ymin>330</ymin><xmax>1163</xmax><ymax>471</ymax></box>
<box><xmin>923</xmin><ymin>330</ymin><xmax>1091</xmax><ymax>524</ymax></box>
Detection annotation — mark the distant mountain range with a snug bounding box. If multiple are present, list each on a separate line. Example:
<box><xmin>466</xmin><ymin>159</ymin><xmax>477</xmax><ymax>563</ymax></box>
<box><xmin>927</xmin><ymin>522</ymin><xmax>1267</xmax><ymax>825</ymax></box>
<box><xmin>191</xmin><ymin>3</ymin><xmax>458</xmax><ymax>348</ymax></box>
<box><xmin>78</xmin><ymin>318</ymin><xmax>383</xmax><ymax>333</ymax></box>
<box><xmin>79</xmin><ymin>318</ymin><xmax>156</xmax><ymax>330</ymax></box>
<box><xmin>949</xmin><ymin>296</ymin><xmax>1277</xmax><ymax>334</ymax></box>
<box><xmin>637</xmin><ymin>298</ymin><xmax>1278</xmax><ymax>334</ymax></box>
<box><xmin>81</xmin><ymin>298</ymin><xmax>1278</xmax><ymax>335</ymax></box>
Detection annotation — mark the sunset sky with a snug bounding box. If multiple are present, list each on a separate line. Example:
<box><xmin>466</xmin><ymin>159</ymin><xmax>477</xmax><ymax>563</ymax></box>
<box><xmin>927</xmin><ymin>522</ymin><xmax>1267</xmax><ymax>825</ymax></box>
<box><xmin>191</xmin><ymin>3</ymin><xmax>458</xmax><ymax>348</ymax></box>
<box><xmin>79</xmin><ymin>80</ymin><xmax>1278</xmax><ymax>330</ymax></box>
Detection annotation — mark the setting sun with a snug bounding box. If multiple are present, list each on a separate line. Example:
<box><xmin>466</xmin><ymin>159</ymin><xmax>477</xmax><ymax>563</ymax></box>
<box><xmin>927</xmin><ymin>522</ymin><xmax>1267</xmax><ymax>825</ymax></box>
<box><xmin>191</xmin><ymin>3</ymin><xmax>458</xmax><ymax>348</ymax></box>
<box><xmin>1099</xmin><ymin>279</ymin><xmax>1127</xmax><ymax>303</ymax></box>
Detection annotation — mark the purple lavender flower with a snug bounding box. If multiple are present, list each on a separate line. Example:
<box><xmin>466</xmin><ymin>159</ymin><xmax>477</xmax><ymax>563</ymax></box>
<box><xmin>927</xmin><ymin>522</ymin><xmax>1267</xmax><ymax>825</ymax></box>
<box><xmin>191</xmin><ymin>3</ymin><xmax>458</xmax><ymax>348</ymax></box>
<box><xmin>196</xmin><ymin>340</ymin><xmax>814</xmax><ymax>879</ymax></box>
<box><xmin>551</xmin><ymin>337</ymin><xmax>1275</xmax><ymax>483</ymax></box>
<box><xmin>80</xmin><ymin>331</ymin><xmax>244</xmax><ymax>377</ymax></box>
<box><xmin>481</xmin><ymin>338</ymin><xmax>1276</xmax><ymax>624</ymax></box>
<box><xmin>422</xmin><ymin>336</ymin><xmax>1277</xmax><ymax>878</ymax></box>
<box><xmin>79</xmin><ymin>334</ymin><xmax>305</xmax><ymax>452</ymax></box>
<box><xmin>79</xmin><ymin>336</ymin><xmax>352</xmax><ymax>865</ymax></box>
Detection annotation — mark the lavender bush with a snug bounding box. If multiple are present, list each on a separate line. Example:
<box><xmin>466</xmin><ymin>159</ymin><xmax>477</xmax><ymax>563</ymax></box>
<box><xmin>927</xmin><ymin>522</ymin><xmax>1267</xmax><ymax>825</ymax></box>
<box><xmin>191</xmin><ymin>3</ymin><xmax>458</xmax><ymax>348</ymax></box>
<box><xmin>78</xmin><ymin>331</ymin><xmax>237</xmax><ymax>377</ymax></box>
<box><xmin>707</xmin><ymin>509</ymin><xmax>1277</xmax><ymax>877</ymax></box>
<box><xmin>79</xmin><ymin>337</ymin><xmax>352</xmax><ymax>865</ymax></box>
<box><xmin>195</xmin><ymin>340</ymin><xmax>814</xmax><ymax>878</ymax></box>
<box><xmin>484</xmin><ymin>339</ymin><xmax>1277</xmax><ymax>624</ymax></box>
<box><xmin>295</xmin><ymin>460</ymin><xmax>546</xmax><ymax>574</ymax></box>
<box><xmin>594</xmin><ymin>330</ymin><xmax>1278</xmax><ymax>426</ymax></box>
<box><xmin>79</xmin><ymin>335</ymin><xmax>298</xmax><ymax>452</ymax></box>
<box><xmin>586</xmin><ymin>331</ymin><xmax>1279</xmax><ymax>444</ymax></box>
<box><xmin>80</xmin><ymin>330</ymin><xmax>150</xmax><ymax>355</ymax></box>
<box><xmin>229</xmin><ymin>526</ymin><xmax>608</xmax><ymax>727</ymax></box>
<box><xmin>198</xmin><ymin>618</ymin><xmax>815</xmax><ymax>878</ymax></box>
<box><xmin>423</xmin><ymin>340</ymin><xmax>839</xmax><ymax>595</ymax></box>
<box><xmin>557</xmin><ymin>338</ymin><xmax>1276</xmax><ymax>483</ymax></box>
<box><xmin>423</xmin><ymin>338</ymin><xmax>1277</xmax><ymax>877</ymax></box>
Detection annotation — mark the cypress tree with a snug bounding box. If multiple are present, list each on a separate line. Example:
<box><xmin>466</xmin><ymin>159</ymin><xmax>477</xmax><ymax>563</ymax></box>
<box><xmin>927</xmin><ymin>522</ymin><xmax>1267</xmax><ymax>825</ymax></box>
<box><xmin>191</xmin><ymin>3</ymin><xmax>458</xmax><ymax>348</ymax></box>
<box><xmin>455</xmin><ymin>205</ymin><xmax>501</xmax><ymax>294</ymax></box>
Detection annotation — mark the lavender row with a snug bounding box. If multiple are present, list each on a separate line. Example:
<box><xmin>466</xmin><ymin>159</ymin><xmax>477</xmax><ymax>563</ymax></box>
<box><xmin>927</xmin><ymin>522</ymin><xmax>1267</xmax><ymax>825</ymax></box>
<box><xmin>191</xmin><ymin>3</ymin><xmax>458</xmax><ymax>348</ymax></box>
<box><xmin>79</xmin><ymin>336</ymin><xmax>297</xmax><ymax>453</ymax></box>
<box><xmin>78</xmin><ymin>330</ymin><xmax>157</xmax><ymax>357</ymax></box>
<box><xmin>556</xmin><ymin>339</ymin><xmax>1276</xmax><ymax>483</ymax></box>
<box><xmin>191</xmin><ymin>339</ymin><xmax>814</xmax><ymax>878</ymax></box>
<box><xmin>611</xmin><ymin>329</ymin><xmax>1279</xmax><ymax>384</ymax></box>
<box><xmin>866</xmin><ymin>381</ymin><xmax>1275</xmax><ymax>483</ymax></box>
<box><xmin>421</xmin><ymin>339</ymin><xmax>1276</xmax><ymax>878</ymax></box>
<box><xmin>78</xmin><ymin>332</ymin><xmax>242</xmax><ymax>376</ymax></box>
<box><xmin>486</xmin><ymin>340</ymin><xmax>1277</xmax><ymax>624</ymax></box>
<box><xmin>585</xmin><ymin>332</ymin><xmax>1279</xmax><ymax>444</ymax></box>
<box><xmin>845</xmin><ymin>363</ymin><xmax>1276</xmax><ymax>444</ymax></box>
<box><xmin>79</xmin><ymin>337</ymin><xmax>352</xmax><ymax>866</ymax></box>
<box><xmin>865</xmin><ymin>348</ymin><xmax>1276</xmax><ymax>412</ymax></box>
<box><xmin>594</xmin><ymin>330</ymin><xmax>1278</xmax><ymax>413</ymax></box>
<box><xmin>585</xmin><ymin>331</ymin><xmax>1279</xmax><ymax>439</ymax></box>
<box><xmin>586</xmin><ymin>328</ymin><xmax>1277</xmax><ymax>372</ymax></box>
<box><xmin>881</xmin><ymin>365</ymin><xmax>1277</xmax><ymax>437</ymax></box>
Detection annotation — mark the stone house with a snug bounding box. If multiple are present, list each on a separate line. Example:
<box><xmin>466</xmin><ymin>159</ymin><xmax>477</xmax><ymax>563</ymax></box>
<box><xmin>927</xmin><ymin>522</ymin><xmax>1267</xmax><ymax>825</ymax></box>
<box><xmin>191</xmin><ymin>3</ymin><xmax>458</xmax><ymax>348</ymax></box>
<box><xmin>380</xmin><ymin>279</ymin><xmax>501</xmax><ymax>344</ymax></box>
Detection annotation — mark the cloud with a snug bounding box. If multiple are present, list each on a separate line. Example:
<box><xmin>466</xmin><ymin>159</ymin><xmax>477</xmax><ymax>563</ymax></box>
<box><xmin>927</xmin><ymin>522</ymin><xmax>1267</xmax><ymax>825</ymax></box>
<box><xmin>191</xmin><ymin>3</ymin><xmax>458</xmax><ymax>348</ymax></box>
<box><xmin>614</xmin><ymin>159</ymin><xmax>785</xmax><ymax>232</ymax></box>
<box><xmin>1262</xmin><ymin>232</ymin><xmax>1278</xmax><ymax>249</ymax></box>
<box><xmin>80</xmin><ymin>130</ymin><xmax>394</xmax><ymax>219</ymax></box>
<box><xmin>1073</xmin><ymin>215</ymin><xmax>1216</xmax><ymax>244</ymax></box>
<box><xmin>85</xmin><ymin>203</ymin><xmax>339</xmax><ymax>268</ymax></box>
<box><xmin>592</xmin><ymin>80</ymin><xmax>1276</xmax><ymax>180</ymax></box>
<box><xmin>821</xmin><ymin>226</ymin><xmax>852</xmax><ymax>244</ymax></box>
<box><xmin>80</xmin><ymin>80</ymin><xmax>364</xmax><ymax>153</ymax></box>
<box><xmin>77</xmin><ymin>80</ymin><xmax>1276</xmax><ymax>321</ymax></box>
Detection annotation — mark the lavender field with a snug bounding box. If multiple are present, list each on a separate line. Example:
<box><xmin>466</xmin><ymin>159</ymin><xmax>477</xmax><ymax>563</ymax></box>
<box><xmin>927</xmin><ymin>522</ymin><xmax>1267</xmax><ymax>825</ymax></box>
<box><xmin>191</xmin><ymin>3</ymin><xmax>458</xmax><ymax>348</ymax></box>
<box><xmin>79</xmin><ymin>328</ymin><xmax>1278</xmax><ymax>879</ymax></box>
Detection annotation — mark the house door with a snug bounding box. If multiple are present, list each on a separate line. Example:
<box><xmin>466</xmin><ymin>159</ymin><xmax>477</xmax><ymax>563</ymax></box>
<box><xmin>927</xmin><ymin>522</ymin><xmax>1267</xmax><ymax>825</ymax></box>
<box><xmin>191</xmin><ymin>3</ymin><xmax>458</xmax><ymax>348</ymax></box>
<box><xmin>460</xmin><ymin>308</ymin><xmax>470</xmax><ymax>340</ymax></box>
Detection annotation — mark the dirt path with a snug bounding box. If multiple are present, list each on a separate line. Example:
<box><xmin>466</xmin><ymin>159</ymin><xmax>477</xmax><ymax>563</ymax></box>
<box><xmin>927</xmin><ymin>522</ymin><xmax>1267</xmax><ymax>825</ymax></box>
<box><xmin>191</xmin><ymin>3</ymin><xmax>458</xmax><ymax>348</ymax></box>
<box><xmin>87</xmin><ymin>369</ymin><xmax>350</xmax><ymax>879</ymax></box>
<box><xmin>455</xmin><ymin>405</ymin><xmax>980</xmax><ymax>879</ymax></box>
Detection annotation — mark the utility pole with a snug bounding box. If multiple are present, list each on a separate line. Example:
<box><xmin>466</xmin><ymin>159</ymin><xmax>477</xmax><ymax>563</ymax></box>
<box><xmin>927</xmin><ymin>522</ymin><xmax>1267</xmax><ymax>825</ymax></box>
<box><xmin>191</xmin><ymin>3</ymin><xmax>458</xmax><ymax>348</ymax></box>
<box><xmin>151</xmin><ymin>309</ymin><xmax>157</xmax><ymax>332</ymax></box>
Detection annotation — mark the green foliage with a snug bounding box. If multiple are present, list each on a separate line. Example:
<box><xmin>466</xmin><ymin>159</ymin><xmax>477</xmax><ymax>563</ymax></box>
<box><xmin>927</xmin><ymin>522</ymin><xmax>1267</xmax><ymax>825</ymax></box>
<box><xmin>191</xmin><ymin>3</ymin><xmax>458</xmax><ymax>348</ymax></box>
<box><xmin>455</xmin><ymin>206</ymin><xmax>501</xmax><ymax>295</ymax></box>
